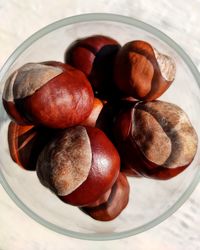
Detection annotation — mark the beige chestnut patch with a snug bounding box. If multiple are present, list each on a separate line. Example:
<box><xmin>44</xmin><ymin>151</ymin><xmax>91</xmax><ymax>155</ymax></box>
<box><xmin>133</xmin><ymin>101</ymin><xmax>198</xmax><ymax>169</ymax></box>
<box><xmin>3</xmin><ymin>63</ymin><xmax>63</xmax><ymax>101</ymax></box>
<box><xmin>36</xmin><ymin>126</ymin><xmax>92</xmax><ymax>196</ymax></box>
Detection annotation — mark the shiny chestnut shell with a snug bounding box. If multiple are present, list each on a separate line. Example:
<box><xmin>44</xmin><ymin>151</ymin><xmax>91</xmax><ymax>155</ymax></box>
<box><xmin>65</xmin><ymin>35</ymin><xmax>121</xmax><ymax>100</ymax></box>
<box><xmin>114</xmin><ymin>40</ymin><xmax>176</xmax><ymax>101</ymax></box>
<box><xmin>8</xmin><ymin>122</ymin><xmax>52</xmax><ymax>170</ymax></box>
<box><xmin>114</xmin><ymin>101</ymin><xmax>198</xmax><ymax>180</ymax></box>
<box><xmin>3</xmin><ymin>61</ymin><xmax>94</xmax><ymax>128</ymax></box>
<box><xmin>60</xmin><ymin>126</ymin><xmax>120</xmax><ymax>206</ymax></box>
<box><xmin>81</xmin><ymin>173</ymin><xmax>130</xmax><ymax>221</ymax></box>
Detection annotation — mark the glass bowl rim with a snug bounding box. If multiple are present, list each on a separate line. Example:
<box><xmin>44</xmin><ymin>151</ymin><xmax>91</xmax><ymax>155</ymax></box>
<box><xmin>0</xmin><ymin>13</ymin><xmax>200</xmax><ymax>241</ymax></box>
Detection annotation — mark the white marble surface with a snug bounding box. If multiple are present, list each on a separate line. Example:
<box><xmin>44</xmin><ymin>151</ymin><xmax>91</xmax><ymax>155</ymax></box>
<box><xmin>0</xmin><ymin>0</ymin><xmax>200</xmax><ymax>249</ymax></box>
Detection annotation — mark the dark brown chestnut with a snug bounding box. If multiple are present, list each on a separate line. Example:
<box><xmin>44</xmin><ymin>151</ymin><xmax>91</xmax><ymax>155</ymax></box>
<box><xmin>121</xmin><ymin>164</ymin><xmax>142</xmax><ymax>177</ymax></box>
<box><xmin>114</xmin><ymin>100</ymin><xmax>198</xmax><ymax>180</ymax></box>
<box><xmin>3</xmin><ymin>61</ymin><xmax>94</xmax><ymax>128</ymax></box>
<box><xmin>81</xmin><ymin>173</ymin><xmax>130</xmax><ymax>221</ymax></box>
<box><xmin>36</xmin><ymin>126</ymin><xmax>120</xmax><ymax>206</ymax></box>
<box><xmin>8</xmin><ymin>122</ymin><xmax>52</xmax><ymax>170</ymax></box>
<box><xmin>96</xmin><ymin>102</ymin><xmax>117</xmax><ymax>141</ymax></box>
<box><xmin>96</xmin><ymin>98</ymin><xmax>138</xmax><ymax>142</ymax></box>
<box><xmin>114</xmin><ymin>40</ymin><xmax>176</xmax><ymax>101</ymax></box>
<box><xmin>65</xmin><ymin>35</ymin><xmax>121</xmax><ymax>99</ymax></box>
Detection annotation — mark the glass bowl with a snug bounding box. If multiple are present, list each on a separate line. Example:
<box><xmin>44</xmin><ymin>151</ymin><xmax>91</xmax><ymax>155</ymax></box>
<box><xmin>0</xmin><ymin>13</ymin><xmax>200</xmax><ymax>241</ymax></box>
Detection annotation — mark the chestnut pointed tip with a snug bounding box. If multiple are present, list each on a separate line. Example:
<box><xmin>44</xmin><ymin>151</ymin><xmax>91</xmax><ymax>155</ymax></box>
<box><xmin>153</xmin><ymin>48</ymin><xmax>176</xmax><ymax>82</ymax></box>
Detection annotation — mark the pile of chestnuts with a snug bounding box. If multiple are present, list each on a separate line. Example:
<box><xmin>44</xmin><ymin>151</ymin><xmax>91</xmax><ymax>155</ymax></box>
<box><xmin>2</xmin><ymin>35</ymin><xmax>198</xmax><ymax>221</ymax></box>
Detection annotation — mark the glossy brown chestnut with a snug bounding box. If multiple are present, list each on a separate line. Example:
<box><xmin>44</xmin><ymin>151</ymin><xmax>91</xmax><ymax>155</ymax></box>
<box><xmin>114</xmin><ymin>40</ymin><xmax>176</xmax><ymax>101</ymax></box>
<box><xmin>3</xmin><ymin>61</ymin><xmax>94</xmax><ymax>128</ymax></box>
<box><xmin>36</xmin><ymin>126</ymin><xmax>120</xmax><ymax>206</ymax></box>
<box><xmin>114</xmin><ymin>100</ymin><xmax>198</xmax><ymax>180</ymax></box>
<box><xmin>8</xmin><ymin>122</ymin><xmax>52</xmax><ymax>170</ymax></box>
<box><xmin>81</xmin><ymin>173</ymin><xmax>130</xmax><ymax>221</ymax></box>
<box><xmin>81</xmin><ymin>98</ymin><xmax>103</xmax><ymax>127</ymax></box>
<box><xmin>65</xmin><ymin>35</ymin><xmax>121</xmax><ymax>99</ymax></box>
<box><xmin>86</xmin><ymin>188</ymin><xmax>112</xmax><ymax>208</ymax></box>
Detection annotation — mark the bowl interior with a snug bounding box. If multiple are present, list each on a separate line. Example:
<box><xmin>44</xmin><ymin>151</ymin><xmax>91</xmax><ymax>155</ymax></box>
<box><xmin>0</xmin><ymin>15</ymin><xmax>200</xmax><ymax>240</ymax></box>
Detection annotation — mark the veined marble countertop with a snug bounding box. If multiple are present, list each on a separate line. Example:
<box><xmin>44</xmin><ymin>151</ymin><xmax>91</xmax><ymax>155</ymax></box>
<box><xmin>0</xmin><ymin>1</ymin><xmax>200</xmax><ymax>249</ymax></box>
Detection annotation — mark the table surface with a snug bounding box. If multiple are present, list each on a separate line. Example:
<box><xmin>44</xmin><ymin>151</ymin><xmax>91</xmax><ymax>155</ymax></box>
<box><xmin>0</xmin><ymin>1</ymin><xmax>200</xmax><ymax>249</ymax></box>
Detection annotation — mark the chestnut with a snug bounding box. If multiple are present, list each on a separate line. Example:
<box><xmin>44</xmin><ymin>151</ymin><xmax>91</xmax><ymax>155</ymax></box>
<box><xmin>81</xmin><ymin>173</ymin><xmax>130</xmax><ymax>221</ymax></box>
<box><xmin>81</xmin><ymin>98</ymin><xmax>103</xmax><ymax>127</ymax></box>
<box><xmin>86</xmin><ymin>188</ymin><xmax>112</xmax><ymax>208</ymax></box>
<box><xmin>36</xmin><ymin>126</ymin><xmax>120</xmax><ymax>206</ymax></box>
<box><xmin>96</xmin><ymin>98</ymin><xmax>138</xmax><ymax>141</ymax></box>
<box><xmin>8</xmin><ymin>122</ymin><xmax>51</xmax><ymax>170</ymax></box>
<box><xmin>3</xmin><ymin>61</ymin><xmax>94</xmax><ymax>128</ymax></box>
<box><xmin>114</xmin><ymin>40</ymin><xmax>176</xmax><ymax>101</ymax></box>
<box><xmin>114</xmin><ymin>100</ymin><xmax>198</xmax><ymax>180</ymax></box>
<box><xmin>65</xmin><ymin>35</ymin><xmax>121</xmax><ymax>99</ymax></box>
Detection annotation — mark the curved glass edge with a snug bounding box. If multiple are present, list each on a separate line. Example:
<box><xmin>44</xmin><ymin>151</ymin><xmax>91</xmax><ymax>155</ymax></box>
<box><xmin>0</xmin><ymin>13</ymin><xmax>200</xmax><ymax>241</ymax></box>
<box><xmin>1</xmin><ymin>168</ymin><xmax>200</xmax><ymax>241</ymax></box>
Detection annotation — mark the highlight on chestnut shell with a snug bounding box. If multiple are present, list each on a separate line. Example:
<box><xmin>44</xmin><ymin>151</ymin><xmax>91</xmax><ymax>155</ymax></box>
<box><xmin>36</xmin><ymin>126</ymin><xmax>120</xmax><ymax>206</ymax></box>
<box><xmin>114</xmin><ymin>40</ymin><xmax>176</xmax><ymax>101</ymax></box>
<box><xmin>3</xmin><ymin>61</ymin><xmax>94</xmax><ymax>128</ymax></box>
<box><xmin>114</xmin><ymin>100</ymin><xmax>198</xmax><ymax>180</ymax></box>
